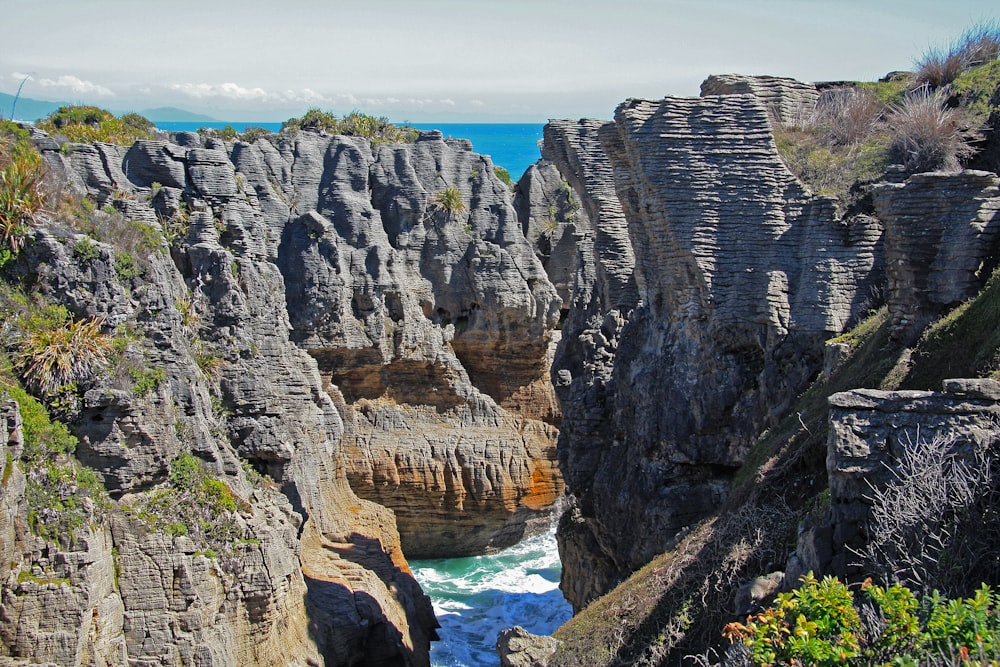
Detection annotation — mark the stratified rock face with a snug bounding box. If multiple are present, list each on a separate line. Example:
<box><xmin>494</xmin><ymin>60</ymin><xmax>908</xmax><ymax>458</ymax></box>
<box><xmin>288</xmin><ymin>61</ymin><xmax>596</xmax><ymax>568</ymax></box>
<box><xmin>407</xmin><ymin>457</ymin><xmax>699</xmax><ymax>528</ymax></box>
<box><xmin>1</xmin><ymin>130</ymin><xmax>444</xmax><ymax>665</ymax></box>
<box><xmin>873</xmin><ymin>170</ymin><xmax>1000</xmax><ymax>341</ymax></box>
<box><xmin>523</xmin><ymin>120</ymin><xmax>640</xmax><ymax>609</ymax></box>
<box><xmin>264</xmin><ymin>130</ymin><xmax>563</xmax><ymax>556</ymax></box>
<box><xmin>825</xmin><ymin>379</ymin><xmax>1000</xmax><ymax>575</ymax></box>
<box><xmin>547</xmin><ymin>94</ymin><xmax>883</xmax><ymax>609</ymax></box>
<box><xmin>700</xmin><ymin>74</ymin><xmax>819</xmax><ymax>124</ymax></box>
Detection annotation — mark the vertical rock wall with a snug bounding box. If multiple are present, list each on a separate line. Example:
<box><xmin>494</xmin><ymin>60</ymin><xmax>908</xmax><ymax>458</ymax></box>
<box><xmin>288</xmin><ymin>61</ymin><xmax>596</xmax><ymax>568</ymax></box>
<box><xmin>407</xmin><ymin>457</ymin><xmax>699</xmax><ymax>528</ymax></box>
<box><xmin>539</xmin><ymin>94</ymin><xmax>883</xmax><ymax>609</ymax></box>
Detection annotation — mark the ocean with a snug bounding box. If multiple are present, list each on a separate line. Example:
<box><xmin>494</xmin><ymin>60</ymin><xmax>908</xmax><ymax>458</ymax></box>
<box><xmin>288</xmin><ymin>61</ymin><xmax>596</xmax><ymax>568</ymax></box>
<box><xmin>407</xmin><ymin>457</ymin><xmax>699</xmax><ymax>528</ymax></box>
<box><xmin>411</xmin><ymin>527</ymin><xmax>572</xmax><ymax>667</ymax></box>
<box><xmin>154</xmin><ymin>122</ymin><xmax>544</xmax><ymax>182</ymax></box>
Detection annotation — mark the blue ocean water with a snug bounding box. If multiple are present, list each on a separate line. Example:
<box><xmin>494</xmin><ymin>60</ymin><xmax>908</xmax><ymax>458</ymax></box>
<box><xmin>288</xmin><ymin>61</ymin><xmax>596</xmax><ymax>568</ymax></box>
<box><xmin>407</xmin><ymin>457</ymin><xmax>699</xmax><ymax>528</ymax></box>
<box><xmin>153</xmin><ymin>121</ymin><xmax>543</xmax><ymax>181</ymax></box>
<box><xmin>411</xmin><ymin>527</ymin><xmax>572</xmax><ymax>667</ymax></box>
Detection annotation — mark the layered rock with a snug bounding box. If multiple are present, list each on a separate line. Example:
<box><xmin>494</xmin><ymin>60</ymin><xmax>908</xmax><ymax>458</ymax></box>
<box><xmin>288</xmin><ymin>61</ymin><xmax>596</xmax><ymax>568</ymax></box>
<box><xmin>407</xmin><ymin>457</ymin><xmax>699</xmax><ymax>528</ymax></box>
<box><xmin>0</xmin><ymin>130</ymin><xmax>444</xmax><ymax>665</ymax></box>
<box><xmin>262</xmin><ymin>130</ymin><xmax>563</xmax><ymax>556</ymax></box>
<box><xmin>824</xmin><ymin>379</ymin><xmax>1000</xmax><ymax>575</ymax></box>
<box><xmin>545</xmin><ymin>94</ymin><xmax>883</xmax><ymax>609</ymax></box>
<box><xmin>700</xmin><ymin>74</ymin><xmax>819</xmax><ymax>123</ymax></box>
<box><xmin>872</xmin><ymin>170</ymin><xmax>1000</xmax><ymax>340</ymax></box>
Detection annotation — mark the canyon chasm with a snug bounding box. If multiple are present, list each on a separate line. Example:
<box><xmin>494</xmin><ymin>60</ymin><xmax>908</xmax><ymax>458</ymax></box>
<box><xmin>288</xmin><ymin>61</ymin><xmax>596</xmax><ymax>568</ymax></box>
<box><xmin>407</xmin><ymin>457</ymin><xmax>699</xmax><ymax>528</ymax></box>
<box><xmin>2</xmin><ymin>62</ymin><xmax>1000</xmax><ymax>667</ymax></box>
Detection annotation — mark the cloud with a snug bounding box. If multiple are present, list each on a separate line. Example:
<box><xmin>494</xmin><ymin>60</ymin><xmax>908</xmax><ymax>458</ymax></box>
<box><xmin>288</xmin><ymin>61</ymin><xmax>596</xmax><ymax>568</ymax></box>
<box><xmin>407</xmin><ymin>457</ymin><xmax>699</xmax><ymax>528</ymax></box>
<box><xmin>470</xmin><ymin>100</ymin><xmax>485</xmax><ymax>107</ymax></box>
<box><xmin>35</xmin><ymin>74</ymin><xmax>115</xmax><ymax>96</ymax></box>
<box><xmin>439</xmin><ymin>98</ymin><xmax>455</xmax><ymax>106</ymax></box>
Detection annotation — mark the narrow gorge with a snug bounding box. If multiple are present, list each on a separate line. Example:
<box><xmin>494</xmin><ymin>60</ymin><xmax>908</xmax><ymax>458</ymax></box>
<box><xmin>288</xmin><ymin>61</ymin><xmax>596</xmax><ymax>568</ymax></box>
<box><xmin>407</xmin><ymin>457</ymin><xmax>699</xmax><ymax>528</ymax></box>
<box><xmin>2</xmin><ymin>41</ymin><xmax>1000</xmax><ymax>667</ymax></box>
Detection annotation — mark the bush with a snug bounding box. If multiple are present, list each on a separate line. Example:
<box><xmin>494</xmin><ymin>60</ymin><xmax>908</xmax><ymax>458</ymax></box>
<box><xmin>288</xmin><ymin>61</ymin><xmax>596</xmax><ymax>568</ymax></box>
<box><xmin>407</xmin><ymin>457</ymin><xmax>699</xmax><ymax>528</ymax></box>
<box><xmin>886</xmin><ymin>89</ymin><xmax>978</xmax><ymax>173</ymax></box>
<box><xmin>914</xmin><ymin>21</ymin><xmax>1000</xmax><ymax>89</ymax></box>
<box><xmin>282</xmin><ymin>108</ymin><xmax>418</xmax><ymax>143</ymax></box>
<box><xmin>37</xmin><ymin>106</ymin><xmax>154</xmax><ymax>145</ymax></box>
<box><xmin>855</xmin><ymin>433</ymin><xmax>1000</xmax><ymax>598</ymax></box>
<box><xmin>10</xmin><ymin>304</ymin><xmax>113</xmax><ymax>399</ymax></box>
<box><xmin>125</xmin><ymin>453</ymin><xmax>245</xmax><ymax>559</ymax></box>
<box><xmin>0</xmin><ymin>127</ymin><xmax>46</xmax><ymax>263</ymax></box>
<box><xmin>723</xmin><ymin>575</ymin><xmax>1000</xmax><ymax>666</ymax></box>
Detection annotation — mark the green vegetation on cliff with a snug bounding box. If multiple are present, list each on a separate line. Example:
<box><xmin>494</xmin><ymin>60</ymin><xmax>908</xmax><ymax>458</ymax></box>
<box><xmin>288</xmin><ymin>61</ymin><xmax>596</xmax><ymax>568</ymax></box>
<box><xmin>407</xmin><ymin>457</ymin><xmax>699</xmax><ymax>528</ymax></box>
<box><xmin>282</xmin><ymin>108</ymin><xmax>419</xmax><ymax>143</ymax></box>
<box><xmin>37</xmin><ymin>106</ymin><xmax>155</xmax><ymax>145</ymax></box>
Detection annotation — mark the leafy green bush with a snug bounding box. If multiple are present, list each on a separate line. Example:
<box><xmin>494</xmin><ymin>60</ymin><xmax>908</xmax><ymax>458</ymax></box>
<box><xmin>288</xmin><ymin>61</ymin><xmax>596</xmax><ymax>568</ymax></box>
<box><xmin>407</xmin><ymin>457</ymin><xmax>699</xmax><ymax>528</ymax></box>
<box><xmin>73</xmin><ymin>237</ymin><xmax>100</xmax><ymax>263</ymax></box>
<box><xmin>723</xmin><ymin>573</ymin><xmax>862</xmax><ymax>666</ymax></box>
<box><xmin>723</xmin><ymin>575</ymin><xmax>1000</xmax><ymax>666</ymax></box>
<box><xmin>494</xmin><ymin>166</ymin><xmax>514</xmax><ymax>187</ymax></box>
<box><xmin>37</xmin><ymin>106</ymin><xmax>154</xmax><ymax>145</ymax></box>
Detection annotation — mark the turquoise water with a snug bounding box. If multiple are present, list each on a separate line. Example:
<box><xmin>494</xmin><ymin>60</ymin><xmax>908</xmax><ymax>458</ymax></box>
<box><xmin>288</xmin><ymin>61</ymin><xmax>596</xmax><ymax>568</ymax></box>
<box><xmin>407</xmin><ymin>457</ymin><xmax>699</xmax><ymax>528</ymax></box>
<box><xmin>153</xmin><ymin>121</ymin><xmax>543</xmax><ymax>181</ymax></box>
<box><xmin>411</xmin><ymin>528</ymin><xmax>572</xmax><ymax>667</ymax></box>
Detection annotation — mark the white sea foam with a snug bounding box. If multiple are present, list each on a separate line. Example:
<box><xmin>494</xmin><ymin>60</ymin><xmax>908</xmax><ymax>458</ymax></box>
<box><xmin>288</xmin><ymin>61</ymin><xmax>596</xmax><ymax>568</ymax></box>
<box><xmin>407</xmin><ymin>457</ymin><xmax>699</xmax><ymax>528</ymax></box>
<box><xmin>411</xmin><ymin>527</ymin><xmax>572</xmax><ymax>667</ymax></box>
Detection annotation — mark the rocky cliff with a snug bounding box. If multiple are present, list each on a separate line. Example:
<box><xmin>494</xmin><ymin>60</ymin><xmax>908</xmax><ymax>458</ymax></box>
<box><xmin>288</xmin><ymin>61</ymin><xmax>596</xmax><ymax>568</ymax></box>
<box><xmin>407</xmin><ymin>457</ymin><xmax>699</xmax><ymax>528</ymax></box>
<box><xmin>536</xmin><ymin>92</ymin><xmax>883</xmax><ymax>609</ymax></box>
<box><xmin>0</xmin><ymin>124</ymin><xmax>562</xmax><ymax>664</ymax></box>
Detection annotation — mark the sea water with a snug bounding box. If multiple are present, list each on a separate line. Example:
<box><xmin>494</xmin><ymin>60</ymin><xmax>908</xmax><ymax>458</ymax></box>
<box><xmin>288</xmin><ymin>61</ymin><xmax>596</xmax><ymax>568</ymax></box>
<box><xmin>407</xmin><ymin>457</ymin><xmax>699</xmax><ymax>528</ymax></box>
<box><xmin>153</xmin><ymin>122</ymin><xmax>543</xmax><ymax>181</ymax></box>
<box><xmin>411</xmin><ymin>527</ymin><xmax>572</xmax><ymax>667</ymax></box>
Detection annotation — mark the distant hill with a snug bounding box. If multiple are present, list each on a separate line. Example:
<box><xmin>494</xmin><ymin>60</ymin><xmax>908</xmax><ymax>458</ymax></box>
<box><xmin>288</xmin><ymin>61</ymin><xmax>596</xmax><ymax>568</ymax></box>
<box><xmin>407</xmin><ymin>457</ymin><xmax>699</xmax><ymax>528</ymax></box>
<box><xmin>0</xmin><ymin>92</ymin><xmax>65</xmax><ymax>122</ymax></box>
<box><xmin>0</xmin><ymin>93</ymin><xmax>216</xmax><ymax>124</ymax></box>
<box><xmin>139</xmin><ymin>106</ymin><xmax>216</xmax><ymax>123</ymax></box>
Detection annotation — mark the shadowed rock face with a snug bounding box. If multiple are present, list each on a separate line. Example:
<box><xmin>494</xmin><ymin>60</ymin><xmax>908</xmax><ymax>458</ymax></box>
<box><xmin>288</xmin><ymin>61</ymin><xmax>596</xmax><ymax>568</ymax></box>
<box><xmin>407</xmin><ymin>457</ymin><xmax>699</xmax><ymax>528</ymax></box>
<box><xmin>1</xmin><ymin>125</ymin><xmax>560</xmax><ymax>664</ymax></box>
<box><xmin>538</xmin><ymin>94</ymin><xmax>883</xmax><ymax>610</ymax></box>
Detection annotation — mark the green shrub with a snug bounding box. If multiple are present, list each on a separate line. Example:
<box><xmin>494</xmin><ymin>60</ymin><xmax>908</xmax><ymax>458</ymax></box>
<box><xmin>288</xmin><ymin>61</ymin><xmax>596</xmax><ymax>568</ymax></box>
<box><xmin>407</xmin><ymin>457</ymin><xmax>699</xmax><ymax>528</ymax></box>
<box><xmin>125</xmin><ymin>452</ymin><xmax>245</xmax><ymax>558</ymax></box>
<box><xmin>26</xmin><ymin>459</ymin><xmax>108</xmax><ymax>543</ymax></box>
<box><xmin>73</xmin><ymin>237</ymin><xmax>100</xmax><ymax>263</ymax></box>
<box><xmin>282</xmin><ymin>108</ymin><xmax>418</xmax><ymax>143</ymax></box>
<box><xmin>723</xmin><ymin>575</ymin><xmax>1000</xmax><ymax>666</ymax></box>
<box><xmin>724</xmin><ymin>573</ymin><xmax>862</xmax><ymax>666</ymax></box>
<box><xmin>494</xmin><ymin>166</ymin><xmax>513</xmax><ymax>187</ymax></box>
<box><xmin>129</xmin><ymin>367</ymin><xmax>165</xmax><ymax>397</ymax></box>
<box><xmin>114</xmin><ymin>251</ymin><xmax>138</xmax><ymax>280</ymax></box>
<box><xmin>240</xmin><ymin>126</ymin><xmax>272</xmax><ymax>144</ymax></box>
<box><xmin>37</xmin><ymin>106</ymin><xmax>154</xmax><ymax>145</ymax></box>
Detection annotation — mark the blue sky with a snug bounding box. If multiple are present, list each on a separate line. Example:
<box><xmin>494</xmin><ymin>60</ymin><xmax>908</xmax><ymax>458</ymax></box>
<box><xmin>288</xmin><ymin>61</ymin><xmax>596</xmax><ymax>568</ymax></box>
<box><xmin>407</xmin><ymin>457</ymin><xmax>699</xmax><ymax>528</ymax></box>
<box><xmin>0</xmin><ymin>0</ymin><xmax>997</xmax><ymax>122</ymax></box>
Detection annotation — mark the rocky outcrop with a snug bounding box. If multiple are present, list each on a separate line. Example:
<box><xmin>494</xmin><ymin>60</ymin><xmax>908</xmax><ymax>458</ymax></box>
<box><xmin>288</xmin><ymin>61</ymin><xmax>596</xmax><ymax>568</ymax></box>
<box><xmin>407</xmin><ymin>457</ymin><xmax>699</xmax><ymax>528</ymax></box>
<box><xmin>700</xmin><ymin>74</ymin><xmax>819</xmax><ymax>124</ymax></box>
<box><xmin>496</xmin><ymin>626</ymin><xmax>561</xmax><ymax>667</ymax></box>
<box><xmin>2</xmin><ymin>122</ymin><xmax>566</xmax><ymax>663</ymax></box>
<box><xmin>1</xmin><ymin>129</ymin><xmax>458</xmax><ymax>665</ymax></box>
<box><xmin>823</xmin><ymin>379</ymin><xmax>1000</xmax><ymax>576</ymax></box>
<box><xmin>522</xmin><ymin>119</ymin><xmax>640</xmax><ymax>609</ymax></box>
<box><xmin>873</xmin><ymin>170</ymin><xmax>1000</xmax><ymax>341</ymax></box>
<box><xmin>262</xmin><ymin>130</ymin><xmax>563</xmax><ymax>556</ymax></box>
<box><xmin>544</xmin><ymin>94</ymin><xmax>883</xmax><ymax>609</ymax></box>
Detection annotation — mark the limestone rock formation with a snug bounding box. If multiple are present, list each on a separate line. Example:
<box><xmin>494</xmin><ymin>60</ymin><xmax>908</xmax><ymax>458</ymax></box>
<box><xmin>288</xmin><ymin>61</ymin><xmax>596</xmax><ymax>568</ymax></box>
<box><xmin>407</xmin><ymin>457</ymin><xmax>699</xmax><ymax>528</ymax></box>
<box><xmin>1</xmin><ymin>129</ymin><xmax>456</xmax><ymax>665</ymax></box>
<box><xmin>824</xmin><ymin>379</ymin><xmax>1000</xmax><ymax>576</ymax></box>
<box><xmin>496</xmin><ymin>625</ymin><xmax>561</xmax><ymax>667</ymax></box>
<box><xmin>542</xmin><ymin>94</ymin><xmax>883</xmax><ymax>609</ymax></box>
<box><xmin>872</xmin><ymin>170</ymin><xmax>1000</xmax><ymax>341</ymax></box>
<box><xmin>265</xmin><ymin>130</ymin><xmax>563</xmax><ymax>556</ymax></box>
<box><xmin>700</xmin><ymin>74</ymin><xmax>820</xmax><ymax>123</ymax></box>
<box><xmin>2</xmin><ymin>122</ymin><xmax>566</xmax><ymax>663</ymax></box>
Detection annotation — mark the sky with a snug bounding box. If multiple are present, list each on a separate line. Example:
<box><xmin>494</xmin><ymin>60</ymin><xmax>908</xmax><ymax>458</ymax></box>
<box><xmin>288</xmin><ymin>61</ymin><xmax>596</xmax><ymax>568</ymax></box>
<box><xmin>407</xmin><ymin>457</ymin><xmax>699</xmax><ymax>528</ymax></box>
<box><xmin>0</xmin><ymin>0</ymin><xmax>998</xmax><ymax>123</ymax></box>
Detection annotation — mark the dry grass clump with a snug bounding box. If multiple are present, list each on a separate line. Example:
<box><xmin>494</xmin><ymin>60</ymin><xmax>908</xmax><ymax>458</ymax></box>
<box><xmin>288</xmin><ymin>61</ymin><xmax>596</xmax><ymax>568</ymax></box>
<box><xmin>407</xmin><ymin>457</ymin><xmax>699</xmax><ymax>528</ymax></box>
<box><xmin>914</xmin><ymin>20</ymin><xmax>1000</xmax><ymax>89</ymax></box>
<box><xmin>855</xmin><ymin>432</ymin><xmax>1000</xmax><ymax>598</ymax></box>
<box><xmin>886</xmin><ymin>89</ymin><xmax>979</xmax><ymax>173</ymax></box>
